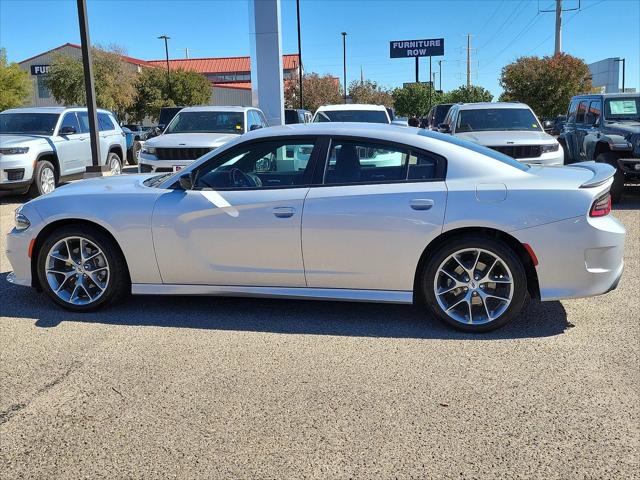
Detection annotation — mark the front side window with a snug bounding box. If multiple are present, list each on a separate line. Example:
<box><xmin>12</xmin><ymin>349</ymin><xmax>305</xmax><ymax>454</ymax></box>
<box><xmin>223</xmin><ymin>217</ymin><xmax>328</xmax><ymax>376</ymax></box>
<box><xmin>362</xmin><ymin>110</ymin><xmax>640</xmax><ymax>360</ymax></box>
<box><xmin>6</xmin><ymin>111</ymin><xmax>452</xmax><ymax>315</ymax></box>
<box><xmin>314</xmin><ymin>110</ymin><xmax>389</xmax><ymax>123</ymax></box>
<box><xmin>166</xmin><ymin>111</ymin><xmax>244</xmax><ymax>134</ymax></box>
<box><xmin>456</xmin><ymin>108</ymin><xmax>541</xmax><ymax>132</ymax></box>
<box><xmin>323</xmin><ymin>139</ymin><xmax>444</xmax><ymax>185</ymax></box>
<box><xmin>192</xmin><ymin>139</ymin><xmax>317</xmax><ymax>190</ymax></box>
<box><xmin>576</xmin><ymin>101</ymin><xmax>588</xmax><ymax>124</ymax></box>
<box><xmin>0</xmin><ymin>113</ymin><xmax>59</xmax><ymax>135</ymax></box>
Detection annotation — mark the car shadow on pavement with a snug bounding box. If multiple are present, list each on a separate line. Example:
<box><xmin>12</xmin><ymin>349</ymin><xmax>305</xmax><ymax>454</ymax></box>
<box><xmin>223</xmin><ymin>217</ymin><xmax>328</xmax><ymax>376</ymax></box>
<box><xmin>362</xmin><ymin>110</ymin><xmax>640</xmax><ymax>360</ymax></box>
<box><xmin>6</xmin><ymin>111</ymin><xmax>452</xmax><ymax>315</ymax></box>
<box><xmin>1</xmin><ymin>272</ymin><xmax>570</xmax><ymax>340</ymax></box>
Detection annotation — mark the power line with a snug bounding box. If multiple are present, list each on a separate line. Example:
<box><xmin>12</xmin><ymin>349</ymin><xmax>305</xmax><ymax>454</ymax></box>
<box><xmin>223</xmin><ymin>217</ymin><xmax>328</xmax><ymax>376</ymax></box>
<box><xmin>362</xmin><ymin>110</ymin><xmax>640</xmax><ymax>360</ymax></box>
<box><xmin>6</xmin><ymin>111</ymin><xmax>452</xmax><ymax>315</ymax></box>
<box><xmin>476</xmin><ymin>0</ymin><xmax>505</xmax><ymax>37</ymax></box>
<box><xmin>478</xmin><ymin>0</ymin><xmax>528</xmax><ymax>50</ymax></box>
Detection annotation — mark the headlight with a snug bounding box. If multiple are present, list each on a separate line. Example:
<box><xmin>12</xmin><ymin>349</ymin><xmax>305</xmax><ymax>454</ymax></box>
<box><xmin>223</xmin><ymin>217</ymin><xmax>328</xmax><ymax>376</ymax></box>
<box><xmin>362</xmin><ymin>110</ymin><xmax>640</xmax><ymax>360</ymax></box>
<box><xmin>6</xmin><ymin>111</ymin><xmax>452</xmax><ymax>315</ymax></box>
<box><xmin>0</xmin><ymin>147</ymin><xmax>29</xmax><ymax>155</ymax></box>
<box><xmin>142</xmin><ymin>146</ymin><xmax>156</xmax><ymax>155</ymax></box>
<box><xmin>14</xmin><ymin>210</ymin><xmax>30</xmax><ymax>231</ymax></box>
<box><xmin>541</xmin><ymin>143</ymin><xmax>559</xmax><ymax>153</ymax></box>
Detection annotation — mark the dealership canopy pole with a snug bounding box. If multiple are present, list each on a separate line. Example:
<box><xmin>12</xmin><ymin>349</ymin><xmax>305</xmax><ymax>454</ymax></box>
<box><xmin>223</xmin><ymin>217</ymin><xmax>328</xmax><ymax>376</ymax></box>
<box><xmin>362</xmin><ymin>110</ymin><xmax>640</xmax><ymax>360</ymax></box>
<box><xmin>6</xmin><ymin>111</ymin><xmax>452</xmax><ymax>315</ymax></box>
<box><xmin>341</xmin><ymin>32</ymin><xmax>347</xmax><ymax>103</ymax></box>
<box><xmin>76</xmin><ymin>0</ymin><xmax>102</xmax><ymax>174</ymax></box>
<box><xmin>296</xmin><ymin>0</ymin><xmax>303</xmax><ymax>109</ymax></box>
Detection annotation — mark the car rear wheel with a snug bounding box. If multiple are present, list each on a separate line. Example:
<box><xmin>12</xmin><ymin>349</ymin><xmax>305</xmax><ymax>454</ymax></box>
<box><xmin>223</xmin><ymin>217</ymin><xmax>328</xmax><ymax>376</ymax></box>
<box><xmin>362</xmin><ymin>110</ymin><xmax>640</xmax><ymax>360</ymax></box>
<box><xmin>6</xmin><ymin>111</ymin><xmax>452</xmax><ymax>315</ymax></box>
<box><xmin>108</xmin><ymin>152</ymin><xmax>122</xmax><ymax>175</ymax></box>
<box><xmin>421</xmin><ymin>236</ymin><xmax>528</xmax><ymax>332</ymax></box>
<box><xmin>127</xmin><ymin>140</ymin><xmax>141</xmax><ymax>165</ymax></box>
<box><xmin>596</xmin><ymin>151</ymin><xmax>624</xmax><ymax>203</ymax></box>
<box><xmin>29</xmin><ymin>160</ymin><xmax>57</xmax><ymax>197</ymax></box>
<box><xmin>37</xmin><ymin>225</ymin><xmax>129</xmax><ymax>311</ymax></box>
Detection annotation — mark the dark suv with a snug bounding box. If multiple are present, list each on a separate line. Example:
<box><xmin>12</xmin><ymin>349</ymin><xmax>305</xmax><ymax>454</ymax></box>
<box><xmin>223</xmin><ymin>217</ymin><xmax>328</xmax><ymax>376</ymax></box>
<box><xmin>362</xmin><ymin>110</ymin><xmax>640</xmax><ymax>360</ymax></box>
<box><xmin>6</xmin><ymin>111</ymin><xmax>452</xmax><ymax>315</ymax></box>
<box><xmin>559</xmin><ymin>93</ymin><xmax>640</xmax><ymax>202</ymax></box>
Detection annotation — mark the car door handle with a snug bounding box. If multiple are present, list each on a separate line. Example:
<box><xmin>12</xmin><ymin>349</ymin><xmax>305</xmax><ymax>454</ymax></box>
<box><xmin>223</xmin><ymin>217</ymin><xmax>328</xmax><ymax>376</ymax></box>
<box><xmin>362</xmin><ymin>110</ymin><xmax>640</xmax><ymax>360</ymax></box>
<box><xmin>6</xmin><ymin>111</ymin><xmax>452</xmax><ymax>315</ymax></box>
<box><xmin>410</xmin><ymin>199</ymin><xmax>434</xmax><ymax>211</ymax></box>
<box><xmin>273</xmin><ymin>207</ymin><xmax>295</xmax><ymax>218</ymax></box>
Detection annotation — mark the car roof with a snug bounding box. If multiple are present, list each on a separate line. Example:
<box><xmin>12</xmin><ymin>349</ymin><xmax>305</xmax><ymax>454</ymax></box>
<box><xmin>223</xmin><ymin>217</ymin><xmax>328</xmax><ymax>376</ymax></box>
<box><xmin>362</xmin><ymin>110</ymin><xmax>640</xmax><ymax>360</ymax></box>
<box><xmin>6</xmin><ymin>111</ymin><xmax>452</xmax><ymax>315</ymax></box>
<box><xmin>316</xmin><ymin>104</ymin><xmax>388</xmax><ymax>112</ymax></box>
<box><xmin>1</xmin><ymin>106</ymin><xmax>113</xmax><ymax>114</ymax></box>
<box><xmin>456</xmin><ymin>102</ymin><xmax>531</xmax><ymax>110</ymax></box>
<box><xmin>178</xmin><ymin>105</ymin><xmax>256</xmax><ymax>113</ymax></box>
<box><xmin>573</xmin><ymin>93</ymin><xmax>639</xmax><ymax>99</ymax></box>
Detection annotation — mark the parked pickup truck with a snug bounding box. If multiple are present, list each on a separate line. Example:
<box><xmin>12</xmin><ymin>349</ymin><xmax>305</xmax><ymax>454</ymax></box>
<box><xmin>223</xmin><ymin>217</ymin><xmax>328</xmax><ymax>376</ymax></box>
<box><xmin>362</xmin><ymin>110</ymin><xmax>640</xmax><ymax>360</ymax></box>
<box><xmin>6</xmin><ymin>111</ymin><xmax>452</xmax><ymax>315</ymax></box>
<box><xmin>559</xmin><ymin>93</ymin><xmax>640</xmax><ymax>202</ymax></box>
<box><xmin>0</xmin><ymin>107</ymin><xmax>126</xmax><ymax>197</ymax></box>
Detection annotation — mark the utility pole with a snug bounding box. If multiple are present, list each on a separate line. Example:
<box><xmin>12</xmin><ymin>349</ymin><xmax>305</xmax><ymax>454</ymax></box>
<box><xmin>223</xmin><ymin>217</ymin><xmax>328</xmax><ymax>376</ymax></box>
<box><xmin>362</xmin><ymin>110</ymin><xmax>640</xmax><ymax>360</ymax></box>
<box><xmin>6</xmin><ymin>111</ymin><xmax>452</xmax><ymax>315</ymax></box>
<box><xmin>466</xmin><ymin>34</ymin><xmax>472</xmax><ymax>87</ymax></box>
<box><xmin>158</xmin><ymin>35</ymin><xmax>172</xmax><ymax>100</ymax></box>
<box><xmin>184</xmin><ymin>47</ymin><xmax>189</xmax><ymax>59</ymax></box>
<box><xmin>555</xmin><ymin>0</ymin><xmax>562</xmax><ymax>55</ymax></box>
<box><xmin>296</xmin><ymin>0</ymin><xmax>303</xmax><ymax>109</ymax></box>
<box><xmin>76</xmin><ymin>0</ymin><xmax>102</xmax><ymax>175</ymax></box>
<box><xmin>360</xmin><ymin>66</ymin><xmax>364</xmax><ymax>84</ymax></box>
<box><xmin>341</xmin><ymin>32</ymin><xmax>347</xmax><ymax>103</ymax></box>
<box><xmin>438</xmin><ymin>59</ymin><xmax>445</xmax><ymax>91</ymax></box>
<box><xmin>540</xmin><ymin>1</ymin><xmax>580</xmax><ymax>55</ymax></box>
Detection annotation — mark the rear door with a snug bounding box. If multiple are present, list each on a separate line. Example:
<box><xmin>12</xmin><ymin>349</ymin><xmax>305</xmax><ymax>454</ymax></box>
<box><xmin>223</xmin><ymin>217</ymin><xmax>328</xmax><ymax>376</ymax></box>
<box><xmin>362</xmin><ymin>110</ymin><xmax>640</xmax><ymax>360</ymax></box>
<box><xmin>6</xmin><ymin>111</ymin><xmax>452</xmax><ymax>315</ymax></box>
<box><xmin>97</xmin><ymin>112</ymin><xmax>119</xmax><ymax>164</ymax></box>
<box><xmin>54</xmin><ymin>112</ymin><xmax>87</xmax><ymax>175</ymax></box>
<box><xmin>301</xmin><ymin>137</ymin><xmax>448</xmax><ymax>292</ymax></box>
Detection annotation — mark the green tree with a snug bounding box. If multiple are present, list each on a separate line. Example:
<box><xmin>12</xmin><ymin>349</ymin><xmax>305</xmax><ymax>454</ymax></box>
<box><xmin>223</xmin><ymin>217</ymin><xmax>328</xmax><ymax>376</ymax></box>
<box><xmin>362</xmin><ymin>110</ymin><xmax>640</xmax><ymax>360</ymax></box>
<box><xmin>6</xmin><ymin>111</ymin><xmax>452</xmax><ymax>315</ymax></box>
<box><xmin>444</xmin><ymin>85</ymin><xmax>493</xmax><ymax>104</ymax></box>
<box><xmin>499</xmin><ymin>53</ymin><xmax>592</xmax><ymax>117</ymax></box>
<box><xmin>0</xmin><ymin>48</ymin><xmax>32</xmax><ymax>111</ymax></box>
<box><xmin>127</xmin><ymin>67</ymin><xmax>212</xmax><ymax>122</ymax></box>
<box><xmin>392</xmin><ymin>83</ymin><xmax>443</xmax><ymax>117</ymax></box>
<box><xmin>285</xmin><ymin>73</ymin><xmax>342</xmax><ymax>113</ymax></box>
<box><xmin>44</xmin><ymin>45</ymin><xmax>136</xmax><ymax>119</ymax></box>
<box><xmin>348</xmin><ymin>79</ymin><xmax>393</xmax><ymax>107</ymax></box>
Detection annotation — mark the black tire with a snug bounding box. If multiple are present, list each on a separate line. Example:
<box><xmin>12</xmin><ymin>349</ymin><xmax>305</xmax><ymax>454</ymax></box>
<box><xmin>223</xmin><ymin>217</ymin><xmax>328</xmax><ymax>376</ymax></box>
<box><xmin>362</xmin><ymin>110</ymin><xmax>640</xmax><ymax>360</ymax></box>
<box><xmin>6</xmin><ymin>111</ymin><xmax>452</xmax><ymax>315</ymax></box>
<box><xmin>107</xmin><ymin>152</ymin><xmax>122</xmax><ymax>175</ymax></box>
<box><xmin>420</xmin><ymin>235</ymin><xmax>528</xmax><ymax>332</ymax></box>
<box><xmin>127</xmin><ymin>140</ymin><xmax>141</xmax><ymax>165</ymax></box>
<box><xmin>37</xmin><ymin>225</ymin><xmax>130</xmax><ymax>312</ymax></box>
<box><xmin>596</xmin><ymin>151</ymin><xmax>624</xmax><ymax>204</ymax></box>
<box><xmin>28</xmin><ymin>160</ymin><xmax>57</xmax><ymax>198</ymax></box>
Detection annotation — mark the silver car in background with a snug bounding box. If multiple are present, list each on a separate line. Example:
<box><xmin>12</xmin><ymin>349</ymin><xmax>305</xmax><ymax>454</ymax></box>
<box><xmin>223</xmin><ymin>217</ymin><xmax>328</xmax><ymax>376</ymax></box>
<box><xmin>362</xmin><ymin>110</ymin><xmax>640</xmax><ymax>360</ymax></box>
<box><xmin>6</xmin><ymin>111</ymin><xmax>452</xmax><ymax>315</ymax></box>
<box><xmin>6</xmin><ymin>124</ymin><xmax>625</xmax><ymax>332</ymax></box>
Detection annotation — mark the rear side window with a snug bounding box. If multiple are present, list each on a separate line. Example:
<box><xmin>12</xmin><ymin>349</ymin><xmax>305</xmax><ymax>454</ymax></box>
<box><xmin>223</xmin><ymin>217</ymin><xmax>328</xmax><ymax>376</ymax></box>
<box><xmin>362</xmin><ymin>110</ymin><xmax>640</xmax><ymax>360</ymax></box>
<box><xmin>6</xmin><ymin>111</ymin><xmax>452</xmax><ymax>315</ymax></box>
<box><xmin>323</xmin><ymin>139</ymin><xmax>445</xmax><ymax>185</ymax></box>
<box><xmin>98</xmin><ymin>113</ymin><xmax>115</xmax><ymax>131</ymax></box>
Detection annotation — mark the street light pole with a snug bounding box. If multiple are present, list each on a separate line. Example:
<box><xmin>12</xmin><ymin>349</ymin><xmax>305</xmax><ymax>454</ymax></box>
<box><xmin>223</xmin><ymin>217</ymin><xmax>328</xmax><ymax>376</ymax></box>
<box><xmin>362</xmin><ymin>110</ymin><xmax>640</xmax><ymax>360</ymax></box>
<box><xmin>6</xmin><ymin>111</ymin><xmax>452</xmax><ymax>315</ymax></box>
<box><xmin>438</xmin><ymin>59</ymin><xmax>445</xmax><ymax>91</ymax></box>
<box><xmin>158</xmin><ymin>35</ymin><xmax>172</xmax><ymax>100</ymax></box>
<box><xmin>614</xmin><ymin>57</ymin><xmax>626</xmax><ymax>92</ymax></box>
<box><xmin>76</xmin><ymin>0</ymin><xmax>102</xmax><ymax>175</ymax></box>
<box><xmin>341</xmin><ymin>32</ymin><xmax>347</xmax><ymax>104</ymax></box>
<box><xmin>296</xmin><ymin>0</ymin><xmax>303</xmax><ymax>109</ymax></box>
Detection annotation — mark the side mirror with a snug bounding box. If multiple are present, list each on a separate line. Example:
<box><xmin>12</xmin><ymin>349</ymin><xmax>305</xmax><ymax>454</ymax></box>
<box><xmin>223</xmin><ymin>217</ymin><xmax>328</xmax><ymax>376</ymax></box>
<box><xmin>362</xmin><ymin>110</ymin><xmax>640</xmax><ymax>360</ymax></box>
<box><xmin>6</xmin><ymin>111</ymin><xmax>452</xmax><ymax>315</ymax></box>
<box><xmin>437</xmin><ymin>123</ymin><xmax>450</xmax><ymax>133</ymax></box>
<box><xmin>59</xmin><ymin>125</ymin><xmax>77</xmax><ymax>135</ymax></box>
<box><xmin>250</xmin><ymin>124</ymin><xmax>263</xmax><ymax>131</ymax></box>
<box><xmin>178</xmin><ymin>172</ymin><xmax>193</xmax><ymax>190</ymax></box>
<box><xmin>157</xmin><ymin>124</ymin><xmax>165</xmax><ymax>131</ymax></box>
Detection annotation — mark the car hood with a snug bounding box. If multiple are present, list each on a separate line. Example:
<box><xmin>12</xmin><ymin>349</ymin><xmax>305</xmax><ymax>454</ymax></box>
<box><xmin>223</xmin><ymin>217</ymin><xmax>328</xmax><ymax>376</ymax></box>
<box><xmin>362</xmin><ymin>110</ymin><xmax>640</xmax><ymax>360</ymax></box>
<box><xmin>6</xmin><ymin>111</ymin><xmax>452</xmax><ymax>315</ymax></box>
<box><xmin>456</xmin><ymin>130</ymin><xmax>556</xmax><ymax>146</ymax></box>
<box><xmin>0</xmin><ymin>134</ymin><xmax>51</xmax><ymax>148</ymax></box>
<box><xmin>144</xmin><ymin>132</ymin><xmax>239</xmax><ymax>148</ymax></box>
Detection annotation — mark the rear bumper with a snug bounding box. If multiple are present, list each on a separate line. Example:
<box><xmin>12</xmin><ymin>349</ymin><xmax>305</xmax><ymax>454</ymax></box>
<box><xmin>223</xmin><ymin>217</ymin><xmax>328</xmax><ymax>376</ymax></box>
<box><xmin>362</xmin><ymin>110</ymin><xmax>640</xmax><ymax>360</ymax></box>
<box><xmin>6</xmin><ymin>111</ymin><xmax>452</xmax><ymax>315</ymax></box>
<box><xmin>512</xmin><ymin>214</ymin><xmax>625</xmax><ymax>301</ymax></box>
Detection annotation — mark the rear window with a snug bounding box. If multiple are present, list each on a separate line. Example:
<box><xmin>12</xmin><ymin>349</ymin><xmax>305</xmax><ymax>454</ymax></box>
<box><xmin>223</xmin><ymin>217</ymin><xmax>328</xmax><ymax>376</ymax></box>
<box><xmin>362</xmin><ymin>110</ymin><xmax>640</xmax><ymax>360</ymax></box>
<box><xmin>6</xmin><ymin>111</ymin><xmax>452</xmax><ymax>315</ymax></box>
<box><xmin>314</xmin><ymin>109</ymin><xmax>390</xmax><ymax>123</ymax></box>
<box><xmin>418</xmin><ymin>130</ymin><xmax>530</xmax><ymax>172</ymax></box>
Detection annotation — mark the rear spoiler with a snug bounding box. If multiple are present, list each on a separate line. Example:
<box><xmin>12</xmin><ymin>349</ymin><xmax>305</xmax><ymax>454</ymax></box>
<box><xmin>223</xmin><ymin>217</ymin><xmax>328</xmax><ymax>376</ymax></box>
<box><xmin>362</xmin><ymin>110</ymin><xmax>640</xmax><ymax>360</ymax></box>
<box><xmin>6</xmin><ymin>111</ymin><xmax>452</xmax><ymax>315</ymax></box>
<box><xmin>567</xmin><ymin>161</ymin><xmax>616</xmax><ymax>188</ymax></box>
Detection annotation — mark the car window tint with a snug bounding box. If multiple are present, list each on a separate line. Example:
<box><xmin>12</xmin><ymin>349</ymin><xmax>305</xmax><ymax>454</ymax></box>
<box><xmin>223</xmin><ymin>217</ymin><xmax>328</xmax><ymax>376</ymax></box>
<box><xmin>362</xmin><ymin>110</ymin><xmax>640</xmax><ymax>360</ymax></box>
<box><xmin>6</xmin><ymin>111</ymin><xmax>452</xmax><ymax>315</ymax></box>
<box><xmin>324</xmin><ymin>140</ymin><xmax>409</xmax><ymax>185</ymax></box>
<box><xmin>576</xmin><ymin>101</ymin><xmax>588</xmax><ymax>124</ymax></box>
<box><xmin>587</xmin><ymin>100</ymin><xmax>602</xmax><ymax>124</ymax></box>
<box><xmin>408</xmin><ymin>152</ymin><xmax>441</xmax><ymax>180</ymax></box>
<box><xmin>98</xmin><ymin>113</ymin><xmax>115</xmax><ymax>131</ymax></box>
<box><xmin>193</xmin><ymin>140</ymin><xmax>317</xmax><ymax>190</ymax></box>
<box><xmin>60</xmin><ymin>113</ymin><xmax>80</xmax><ymax>133</ymax></box>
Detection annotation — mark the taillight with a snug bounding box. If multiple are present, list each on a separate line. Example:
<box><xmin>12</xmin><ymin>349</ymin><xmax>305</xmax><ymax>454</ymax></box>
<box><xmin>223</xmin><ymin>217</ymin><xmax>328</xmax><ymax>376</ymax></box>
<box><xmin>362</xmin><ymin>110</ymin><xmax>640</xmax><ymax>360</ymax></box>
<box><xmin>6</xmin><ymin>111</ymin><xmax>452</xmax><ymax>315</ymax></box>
<box><xmin>590</xmin><ymin>192</ymin><xmax>611</xmax><ymax>217</ymax></box>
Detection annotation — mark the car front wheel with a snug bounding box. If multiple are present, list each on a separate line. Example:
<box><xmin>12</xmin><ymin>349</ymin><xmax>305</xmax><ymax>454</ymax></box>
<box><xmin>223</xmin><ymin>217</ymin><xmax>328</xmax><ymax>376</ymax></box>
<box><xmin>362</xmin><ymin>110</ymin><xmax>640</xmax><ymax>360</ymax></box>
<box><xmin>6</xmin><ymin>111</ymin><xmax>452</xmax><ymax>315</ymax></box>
<box><xmin>29</xmin><ymin>160</ymin><xmax>57</xmax><ymax>197</ymax></box>
<box><xmin>108</xmin><ymin>152</ymin><xmax>122</xmax><ymax>175</ymax></box>
<box><xmin>421</xmin><ymin>236</ymin><xmax>528</xmax><ymax>332</ymax></box>
<box><xmin>37</xmin><ymin>225</ymin><xmax>129</xmax><ymax>311</ymax></box>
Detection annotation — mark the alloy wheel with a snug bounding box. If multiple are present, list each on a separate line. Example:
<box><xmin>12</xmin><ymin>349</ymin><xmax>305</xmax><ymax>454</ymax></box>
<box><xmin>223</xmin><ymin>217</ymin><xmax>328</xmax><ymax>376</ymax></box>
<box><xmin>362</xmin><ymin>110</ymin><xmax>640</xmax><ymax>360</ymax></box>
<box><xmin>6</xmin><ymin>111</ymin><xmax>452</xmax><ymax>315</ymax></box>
<box><xmin>44</xmin><ymin>236</ymin><xmax>110</xmax><ymax>305</ymax></box>
<box><xmin>110</xmin><ymin>156</ymin><xmax>122</xmax><ymax>175</ymax></box>
<box><xmin>40</xmin><ymin>167</ymin><xmax>56</xmax><ymax>194</ymax></box>
<box><xmin>433</xmin><ymin>248</ymin><xmax>514</xmax><ymax>325</ymax></box>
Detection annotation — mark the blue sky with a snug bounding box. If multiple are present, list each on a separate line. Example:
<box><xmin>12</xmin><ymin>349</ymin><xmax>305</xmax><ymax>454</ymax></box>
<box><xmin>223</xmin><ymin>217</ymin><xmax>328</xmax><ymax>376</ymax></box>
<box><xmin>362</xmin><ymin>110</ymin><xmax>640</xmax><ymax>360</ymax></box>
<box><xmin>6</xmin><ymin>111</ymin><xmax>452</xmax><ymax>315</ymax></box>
<box><xmin>1</xmin><ymin>0</ymin><xmax>638</xmax><ymax>97</ymax></box>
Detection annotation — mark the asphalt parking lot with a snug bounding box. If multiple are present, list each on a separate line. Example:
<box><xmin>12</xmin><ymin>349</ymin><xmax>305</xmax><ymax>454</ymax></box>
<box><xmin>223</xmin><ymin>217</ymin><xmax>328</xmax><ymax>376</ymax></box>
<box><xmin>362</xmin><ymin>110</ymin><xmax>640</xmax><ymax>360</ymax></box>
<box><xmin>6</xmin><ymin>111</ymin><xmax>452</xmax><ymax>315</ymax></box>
<box><xmin>0</xmin><ymin>182</ymin><xmax>638</xmax><ymax>479</ymax></box>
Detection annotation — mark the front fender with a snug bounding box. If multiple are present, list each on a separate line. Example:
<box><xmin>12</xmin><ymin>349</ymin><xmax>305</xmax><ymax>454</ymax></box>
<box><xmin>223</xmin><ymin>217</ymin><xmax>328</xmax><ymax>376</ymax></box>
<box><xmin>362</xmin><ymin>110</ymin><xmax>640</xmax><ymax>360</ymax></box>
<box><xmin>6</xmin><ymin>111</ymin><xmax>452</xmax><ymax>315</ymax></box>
<box><xmin>601</xmin><ymin>134</ymin><xmax>633</xmax><ymax>152</ymax></box>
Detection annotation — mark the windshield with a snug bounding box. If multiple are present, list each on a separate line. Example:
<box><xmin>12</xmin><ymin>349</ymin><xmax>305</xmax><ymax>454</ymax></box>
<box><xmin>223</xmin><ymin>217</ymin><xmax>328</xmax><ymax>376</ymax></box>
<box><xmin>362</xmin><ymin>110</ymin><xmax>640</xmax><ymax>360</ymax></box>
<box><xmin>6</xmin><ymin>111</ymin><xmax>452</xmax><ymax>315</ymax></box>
<box><xmin>604</xmin><ymin>97</ymin><xmax>640</xmax><ymax>121</ymax></box>
<box><xmin>456</xmin><ymin>108</ymin><xmax>541</xmax><ymax>132</ymax></box>
<box><xmin>165</xmin><ymin>111</ymin><xmax>244</xmax><ymax>134</ymax></box>
<box><xmin>0</xmin><ymin>113</ymin><xmax>60</xmax><ymax>135</ymax></box>
<box><xmin>314</xmin><ymin>110</ymin><xmax>389</xmax><ymax>123</ymax></box>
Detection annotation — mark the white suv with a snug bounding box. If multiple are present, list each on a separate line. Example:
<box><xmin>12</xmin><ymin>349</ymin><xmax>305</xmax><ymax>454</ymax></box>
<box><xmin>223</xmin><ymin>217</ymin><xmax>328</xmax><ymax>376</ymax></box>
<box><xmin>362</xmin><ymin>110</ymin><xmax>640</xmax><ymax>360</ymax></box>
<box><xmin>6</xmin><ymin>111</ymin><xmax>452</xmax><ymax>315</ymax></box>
<box><xmin>438</xmin><ymin>102</ymin><xmax>564</xmax><ymax>166</ymax></box>
<box><xmin>312</xmin><ymin>104</ymin><xmax>391</xmax><ymax>124</ymax></box>
<box><xmin>0</xmin><ymin>107</ymin><xmax>126</xmax><ymax>196</ymax></box>
<box><xmin>139</xmin><ymin>106</ymin><xmax>268</xmax><ymax>173</ymax></box>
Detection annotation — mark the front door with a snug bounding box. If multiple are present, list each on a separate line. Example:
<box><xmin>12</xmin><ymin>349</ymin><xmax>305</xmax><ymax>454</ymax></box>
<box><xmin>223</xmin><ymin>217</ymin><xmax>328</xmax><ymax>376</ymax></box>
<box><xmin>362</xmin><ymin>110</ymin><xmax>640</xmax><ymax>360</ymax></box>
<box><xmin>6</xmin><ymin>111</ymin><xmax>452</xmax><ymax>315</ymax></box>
<box><xmin>152</xmin><ymin>137</ymin><xmax>321</xmax><ymax>286</ymax></box>
<box><xmin>302</xmin><ymin>137</ymin><xmax>448</xmax><ymax>292</ymax></box>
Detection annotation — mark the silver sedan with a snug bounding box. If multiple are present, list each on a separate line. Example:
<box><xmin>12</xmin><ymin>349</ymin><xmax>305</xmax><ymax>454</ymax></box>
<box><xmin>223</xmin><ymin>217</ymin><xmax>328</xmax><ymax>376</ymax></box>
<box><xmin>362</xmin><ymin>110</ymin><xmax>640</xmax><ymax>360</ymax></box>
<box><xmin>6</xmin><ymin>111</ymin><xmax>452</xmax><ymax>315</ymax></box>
<box><xmin>6</xmin><ymin>124</ymin><xmax>626</xmax><ymax>332</ymax></box>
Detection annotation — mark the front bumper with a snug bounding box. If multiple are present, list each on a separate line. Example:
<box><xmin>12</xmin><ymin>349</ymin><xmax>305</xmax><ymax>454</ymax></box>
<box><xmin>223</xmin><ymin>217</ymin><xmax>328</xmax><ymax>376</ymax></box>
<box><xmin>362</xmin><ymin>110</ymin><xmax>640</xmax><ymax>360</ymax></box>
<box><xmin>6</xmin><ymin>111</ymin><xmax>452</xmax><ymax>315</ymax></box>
<box><xmin>5</xmin><ymin>226</ymin><xmax>35</xmax><ymax>287</ymax></box>
<box><xmin>520</xmin><ymin>149</ymin><xmax>564</xmax><ymax>167</ymax></box>
<box><xmin>138</xmin><ymin>155</ymin><xmax>195</xmax><ymax>173</ymax></box>
<box><xmin>0</xmin><ymin>154</ymin><xmax>35</xmax><ymax>190</ymax></box>
<box><xmin>618</xmin><ymin>157</ymin><xmax>640</xmax><ymax>179</ymax></box>
<box><xmin>513</xmin><ymin>214</ymin><xmax>626</xmax><ymax>301</ymax></box>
